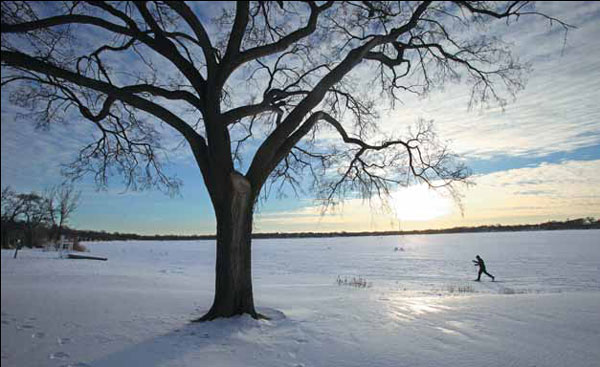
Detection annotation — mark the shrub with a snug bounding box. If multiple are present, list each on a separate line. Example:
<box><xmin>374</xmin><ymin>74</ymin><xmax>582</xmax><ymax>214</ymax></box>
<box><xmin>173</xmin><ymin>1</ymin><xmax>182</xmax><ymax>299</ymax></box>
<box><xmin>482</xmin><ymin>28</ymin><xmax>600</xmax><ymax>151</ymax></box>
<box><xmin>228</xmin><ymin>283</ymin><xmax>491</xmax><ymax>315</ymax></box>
<box><xmin>499</xmin><ymin>287</ymin><xmax>530</xmax><ymax>295</ymax></box>
<box><xmin>72</xmin><ymin>238</ymin><xmax>88</xmax><ymax>252</ymax></box>
<box><xmin>446</xmin><ymin>284</ymin><xmax>476</xmax><ymax>294</ymax></box>
<box><xmin>336</xmin><ymin>275</ymin><xmax>372</xmax><ymax>288</ymax></box>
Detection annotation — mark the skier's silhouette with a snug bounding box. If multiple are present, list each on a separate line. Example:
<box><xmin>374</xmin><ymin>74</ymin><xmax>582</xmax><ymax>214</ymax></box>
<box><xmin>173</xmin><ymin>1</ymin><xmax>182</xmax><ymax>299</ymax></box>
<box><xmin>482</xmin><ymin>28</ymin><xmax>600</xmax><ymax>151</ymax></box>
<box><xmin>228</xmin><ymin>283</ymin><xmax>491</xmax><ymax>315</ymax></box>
<box><xmin>473</xmin><ymin>255</ymin><xmax>495</xmax><ymax>281</ymax></box>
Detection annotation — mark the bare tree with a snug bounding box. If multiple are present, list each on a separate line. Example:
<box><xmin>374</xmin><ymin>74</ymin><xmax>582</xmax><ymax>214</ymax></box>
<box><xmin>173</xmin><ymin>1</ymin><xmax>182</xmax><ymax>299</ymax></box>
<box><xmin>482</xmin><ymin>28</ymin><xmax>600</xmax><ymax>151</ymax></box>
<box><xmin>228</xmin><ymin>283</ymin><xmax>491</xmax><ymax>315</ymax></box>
<box><xmin>1</xmin><ymin>2</ymin><xmax>569</xmax><ymax>319</ymax></box>
<box><xmin>45</xmin><ymin>184</ymin><xmax>81</xmax><ymax>243</ymax></box>
<box><xmin>11</xmin><ymin>192</ymin><xmax>50</xmax><ymax>258</ymax></box>
<box><xmin>1</xmin><ymin>186</ymin><xmax>25</xmax><ymax>248</ymax></box>
<box><xmin>1</xmin><ymin>187</ymin><xmax>24</xmax><ymax>223</ymax></box>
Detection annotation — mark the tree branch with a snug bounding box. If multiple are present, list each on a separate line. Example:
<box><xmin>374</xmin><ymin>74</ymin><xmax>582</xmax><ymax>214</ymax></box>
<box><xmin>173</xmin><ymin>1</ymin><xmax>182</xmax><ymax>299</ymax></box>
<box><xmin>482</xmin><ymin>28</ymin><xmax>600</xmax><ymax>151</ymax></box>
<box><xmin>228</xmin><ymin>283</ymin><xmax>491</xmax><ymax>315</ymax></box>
<box><xmin>2</xmin><ymin>3</ymin><xmax>208</xmax><ymax>94</ymax></box>
<box><xmin>166</xmin><ymin>2</ymin><xmax>217</xmax><ymax>69</ymax></box>
<box><xmin>1</xmin><ymin>50</ymin><xmax>206</xmax><ymax>155</ymax></box>
<box><xmin>221</xmin><ymin>1</ymin><xmax>335</xmax><ymax>81</ymax></box>
<box><xmin>223</xmin><ymin>2</ymin><xmax>250</xmax><ymax>61</ymax></box>
<box><xmin>247</xmin><ymin>1</ymin><xmax>433</xmax><ymax>190</ymax></box>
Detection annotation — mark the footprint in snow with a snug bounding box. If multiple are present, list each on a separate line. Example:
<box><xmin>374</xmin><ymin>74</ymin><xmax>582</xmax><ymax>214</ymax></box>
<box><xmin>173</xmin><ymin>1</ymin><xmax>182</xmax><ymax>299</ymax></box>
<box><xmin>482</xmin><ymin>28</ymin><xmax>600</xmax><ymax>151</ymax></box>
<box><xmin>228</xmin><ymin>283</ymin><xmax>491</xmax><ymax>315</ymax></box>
<box><xmin>57</xmin><ymin>337</ymin><xmax>72</xmax><ymax>345</ymax></box>
<box><xmin>18</xmin><ymin>324</ymin><xmax>35</xmax><ymax>330</ymax></box>
<box><xmin>49</xmin><ymin>351</ymin><xmax>70</xmax><ymax>360</ymax></box>
<box><xmin>94</xmin><ymin>335</ymin><xmax>113</xmax><ymax>344</ymax></box>
<box><xmin>59</xmin><ymin>363</ymin><xmax>91</xmax><ymax>367</ymax></box>
<box><xmin>32</xmin><ymin>332</ymin><xmax>46</xmax><ymax>339</ymax></box>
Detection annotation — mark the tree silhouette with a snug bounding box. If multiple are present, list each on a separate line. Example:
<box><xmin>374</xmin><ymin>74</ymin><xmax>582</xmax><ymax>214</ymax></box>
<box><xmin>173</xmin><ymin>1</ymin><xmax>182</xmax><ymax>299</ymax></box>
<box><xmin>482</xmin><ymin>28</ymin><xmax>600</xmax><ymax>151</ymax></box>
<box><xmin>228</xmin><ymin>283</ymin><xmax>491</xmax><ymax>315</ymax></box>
<box><xmin>45</xmin><ymin>184</ymin><xmax>81</xmax><ymax>243</ymax></box>
<box><xmin>1</xmin><ymin>1</ymin><xmax>569</xmax><ymax>319</ymax></box>
<box><xmin>10</xmin><ymin>192</ymin><xmax>50</xmax><ymax>258</ymax></box>
<box><xmin>1</xmin><ymin>186</ymin><xmax>25</xmax><ymax>249</ymax></box>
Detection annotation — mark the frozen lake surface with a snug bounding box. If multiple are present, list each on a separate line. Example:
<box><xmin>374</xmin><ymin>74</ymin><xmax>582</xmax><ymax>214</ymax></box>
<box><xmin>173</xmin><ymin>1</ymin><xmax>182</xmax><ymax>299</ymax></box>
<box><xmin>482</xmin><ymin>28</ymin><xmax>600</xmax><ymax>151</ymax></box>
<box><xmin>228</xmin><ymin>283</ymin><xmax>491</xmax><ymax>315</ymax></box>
<box><xmin>2</xmin><ymin>230</ymin><xmax>599</xmax><ymax>366</ymax></box>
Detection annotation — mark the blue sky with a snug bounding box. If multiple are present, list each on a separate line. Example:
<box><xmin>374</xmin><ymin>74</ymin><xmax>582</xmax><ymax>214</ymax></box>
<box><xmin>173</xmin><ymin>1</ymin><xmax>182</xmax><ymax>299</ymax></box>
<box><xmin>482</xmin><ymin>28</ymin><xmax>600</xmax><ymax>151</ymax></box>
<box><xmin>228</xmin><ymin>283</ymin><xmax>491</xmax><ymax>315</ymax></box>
<box><xmin>1</xmin><ymin>2</ymin><xmax>599</xmax><ymax>234</ymax></box>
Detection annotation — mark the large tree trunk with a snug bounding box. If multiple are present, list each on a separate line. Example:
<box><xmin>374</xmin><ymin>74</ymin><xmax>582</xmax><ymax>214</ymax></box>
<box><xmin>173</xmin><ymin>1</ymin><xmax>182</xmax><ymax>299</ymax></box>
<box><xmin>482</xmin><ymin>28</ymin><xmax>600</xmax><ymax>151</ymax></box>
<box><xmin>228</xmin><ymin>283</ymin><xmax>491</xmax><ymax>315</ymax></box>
<box><xmin>197</xmin><ymin>172</ymin><xmax>260</xmax><ymax>321</ymax></box>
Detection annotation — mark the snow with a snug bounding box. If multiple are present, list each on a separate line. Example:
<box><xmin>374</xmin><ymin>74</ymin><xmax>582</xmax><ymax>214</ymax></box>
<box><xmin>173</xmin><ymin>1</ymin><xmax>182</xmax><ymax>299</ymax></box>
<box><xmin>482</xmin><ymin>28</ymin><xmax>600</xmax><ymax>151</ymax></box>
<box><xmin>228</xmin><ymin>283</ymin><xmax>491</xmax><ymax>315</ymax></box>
<box><xmin>2</xmin><ymin>230</ymin><xmax>599</xmax><ymax>367</ymax></box>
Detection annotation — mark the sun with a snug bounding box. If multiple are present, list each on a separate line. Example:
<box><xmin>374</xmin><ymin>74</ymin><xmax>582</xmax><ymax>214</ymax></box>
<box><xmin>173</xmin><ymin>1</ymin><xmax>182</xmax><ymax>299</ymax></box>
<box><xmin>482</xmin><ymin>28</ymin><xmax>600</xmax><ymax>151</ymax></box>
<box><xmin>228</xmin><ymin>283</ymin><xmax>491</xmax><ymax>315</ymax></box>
<box><xmin>391</xmin><ymin>185</ymin><xmax>453</xmax><ymax>221</ymax></box>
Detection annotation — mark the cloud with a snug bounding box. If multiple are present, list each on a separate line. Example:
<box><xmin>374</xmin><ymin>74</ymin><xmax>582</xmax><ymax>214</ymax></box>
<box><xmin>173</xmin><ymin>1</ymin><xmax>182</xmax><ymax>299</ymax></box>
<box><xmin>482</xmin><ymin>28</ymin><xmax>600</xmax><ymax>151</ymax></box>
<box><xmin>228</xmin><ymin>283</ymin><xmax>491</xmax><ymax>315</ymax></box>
<box><xmin>374</xmin><ymin>1</ymin><xmax>600</xmax><ymax>160</ymax></box>
<box><xmin>0</xmin><ymin>94</ymin><xmax>97</xmax><ymax>190</ymax></box>
<box><xmin>438</xmin><ymin>159</ymin><xmax>600</xmax><ymax>223</ymax></box>
<box><xmin>254</xmin><ymin>159</ymin><xmax>600</xmax><ymax>232</ymax></box>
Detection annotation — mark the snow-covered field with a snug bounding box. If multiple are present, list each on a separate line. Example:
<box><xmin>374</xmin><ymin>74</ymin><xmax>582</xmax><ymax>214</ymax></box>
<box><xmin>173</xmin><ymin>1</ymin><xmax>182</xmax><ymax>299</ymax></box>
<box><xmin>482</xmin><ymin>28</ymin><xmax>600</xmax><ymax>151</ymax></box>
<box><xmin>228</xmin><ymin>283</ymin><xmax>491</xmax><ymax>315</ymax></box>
<box><xmin>2</xmin><ymin>230</ymin><xmax>599</xmax><ymax>367</ymax></box>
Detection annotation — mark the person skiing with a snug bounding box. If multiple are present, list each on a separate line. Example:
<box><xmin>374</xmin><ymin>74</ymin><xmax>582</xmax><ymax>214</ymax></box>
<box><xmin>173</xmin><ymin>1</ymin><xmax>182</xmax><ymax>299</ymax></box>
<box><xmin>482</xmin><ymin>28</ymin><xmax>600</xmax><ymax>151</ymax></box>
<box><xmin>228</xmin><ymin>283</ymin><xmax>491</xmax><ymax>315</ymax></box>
<box><xmin>473</xmin><ymin>255</ymin><xmax>495</xmax><ymax>281</ymax></box>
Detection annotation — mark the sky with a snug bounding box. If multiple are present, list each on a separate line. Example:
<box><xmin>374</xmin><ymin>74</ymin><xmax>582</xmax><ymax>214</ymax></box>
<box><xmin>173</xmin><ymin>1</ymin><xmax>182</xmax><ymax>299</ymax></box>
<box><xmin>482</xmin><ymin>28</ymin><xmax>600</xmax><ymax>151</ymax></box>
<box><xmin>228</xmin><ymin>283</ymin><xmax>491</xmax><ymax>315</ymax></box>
<box><xmin>1</xmin><ymin>1</ymin><xmax>599</xmax><ymax>235</ymax></box>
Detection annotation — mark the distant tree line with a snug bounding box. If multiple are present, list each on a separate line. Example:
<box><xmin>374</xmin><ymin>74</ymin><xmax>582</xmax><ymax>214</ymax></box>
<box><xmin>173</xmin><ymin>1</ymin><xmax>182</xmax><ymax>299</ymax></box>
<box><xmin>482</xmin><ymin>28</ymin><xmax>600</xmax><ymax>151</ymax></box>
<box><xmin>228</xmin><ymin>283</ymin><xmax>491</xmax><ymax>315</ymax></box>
<box><xmin>1</xmin><ymin>185</ymin><xmax>80</xmax><ymax>256</ymax></box>
<box><xmin>43</xmin><ymin>217</ymin><xmax>600</xmax><ymax>243</ymax></box>
<box><xmin>2</xmin><ymin>184</ymin><xmax>596</xmax><ymax>245</ymax></box>
<box><xmin>251</xmin><ymin>217</ymin><xmax>600</xmax><ymax>238</ymax></box>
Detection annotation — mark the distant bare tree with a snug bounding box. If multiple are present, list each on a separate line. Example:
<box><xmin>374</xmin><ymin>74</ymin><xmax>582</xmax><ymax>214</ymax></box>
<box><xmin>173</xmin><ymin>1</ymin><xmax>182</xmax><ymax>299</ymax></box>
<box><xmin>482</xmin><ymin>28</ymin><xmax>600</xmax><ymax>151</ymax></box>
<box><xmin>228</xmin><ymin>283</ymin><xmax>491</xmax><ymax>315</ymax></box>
<box><xmin>1</xmin><ymin>187</ymin><xmax>24</xmax><ymax>223</ymax></box>
<box><xmin>12</xmin><ymin>192</ymin><xmax>50</xmax><ymax>258</ymax></box>
<box><xmin>1</xmin><ymin>2</ymin><xmax>570</xmax><ymax>318</ymax></box>
<box><xmin>1</xmin><ymin>186</ymin><xmax>25</xmax><ymax>248</ymax></box>
<box><xmin>45</xmin><ymin>184</ymin><xmax>81</xmax><ymax>243</ymax></box>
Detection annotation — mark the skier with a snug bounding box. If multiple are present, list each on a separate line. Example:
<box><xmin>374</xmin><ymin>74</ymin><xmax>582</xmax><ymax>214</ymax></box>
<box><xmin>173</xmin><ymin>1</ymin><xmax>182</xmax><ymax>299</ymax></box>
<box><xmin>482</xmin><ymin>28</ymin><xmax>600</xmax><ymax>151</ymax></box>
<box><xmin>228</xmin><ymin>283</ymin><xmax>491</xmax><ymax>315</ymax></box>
<box><xmin>473</xmin><ymin>255</ymin><xmax>495</xmax><ymax>281</ymax></box>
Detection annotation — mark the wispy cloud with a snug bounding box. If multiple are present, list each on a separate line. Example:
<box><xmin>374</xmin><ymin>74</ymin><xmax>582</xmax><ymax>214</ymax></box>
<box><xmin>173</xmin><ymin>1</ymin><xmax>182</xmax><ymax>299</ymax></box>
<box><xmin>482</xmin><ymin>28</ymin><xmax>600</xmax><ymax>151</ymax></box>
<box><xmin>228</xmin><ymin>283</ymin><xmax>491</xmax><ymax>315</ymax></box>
<box><xmin>255</xmin><ymin>159</ymin><xmax>600</xmax><ymax>232</ymax></box>
<box><xmin>376</xmin><ymin>1</ymin><xmax>600</xmax><ymax>160</ymax></box>
<box><xmin>0</xmin><ymin>95</ymin><xmax>97</xmax><ymax>190</ymax></box>
<box><xmin>460</xmin><ymin>160</ymin><xmax>600</xmax><ymax>221</ymax></box>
